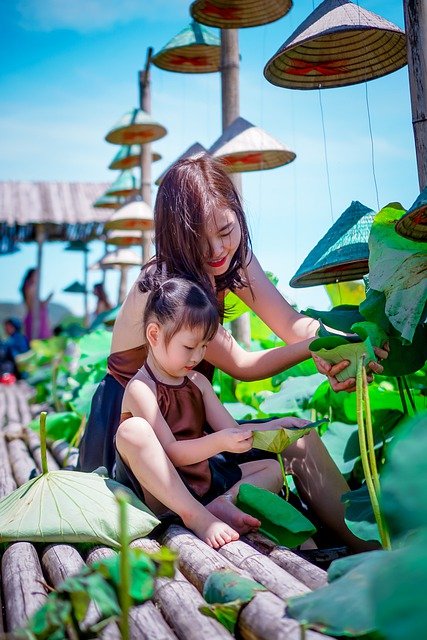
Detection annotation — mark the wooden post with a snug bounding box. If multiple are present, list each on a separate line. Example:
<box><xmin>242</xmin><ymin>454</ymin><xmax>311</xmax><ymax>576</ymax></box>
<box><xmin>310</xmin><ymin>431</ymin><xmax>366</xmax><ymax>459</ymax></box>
<box><xmin>32</xmin><ymin>224</ymin><xmax>45</xmax><ymax>339</ymax></box>
<box><xmin>139</xmin><ymin>47</ymin><xmax>154</xmax><ymax>266</ymax></box>
<box><xmin>83</xmin><ymin>247</ymin><xmax>89</xmax><ymax>326</ymax></box>
<box><xmin>221</xmin><ymin>29</ymin><xmax>251</xmax><ymax>348</ymax></box>
<box><xmin>404</xmin><ymin>0</ymin><xmax>427</xmax><ymax>190</ymax></box>
<box><xmin>118</xmin><ymin>266</ymin><xmax>129</xmax><ymax>304</ymax></box>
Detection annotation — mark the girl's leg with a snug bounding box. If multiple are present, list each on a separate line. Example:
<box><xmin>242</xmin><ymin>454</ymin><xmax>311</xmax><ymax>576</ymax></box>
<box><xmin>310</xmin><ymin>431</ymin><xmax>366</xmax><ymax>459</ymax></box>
<box><xmin>283</xmin><ymin>430</ymin><xmax>377</xmax><ymax>552</ymax></box>
<box><xmin>207</xmin><ymin>459</ymin><xmax>283</xmax><ymax>534</ymax></box>
<box><xmin>116</xmin><ymin>417</ymin><xmax>239</xmax><ymax>549</ymax></box>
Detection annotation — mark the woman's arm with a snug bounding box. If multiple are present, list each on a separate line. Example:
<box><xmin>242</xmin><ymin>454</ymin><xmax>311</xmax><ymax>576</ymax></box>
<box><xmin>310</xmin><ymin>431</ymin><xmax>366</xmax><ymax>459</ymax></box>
<box><xmin>125</xmin><ymin>379</ymin><xmax>230</xmax><ymax>466</ymax></box>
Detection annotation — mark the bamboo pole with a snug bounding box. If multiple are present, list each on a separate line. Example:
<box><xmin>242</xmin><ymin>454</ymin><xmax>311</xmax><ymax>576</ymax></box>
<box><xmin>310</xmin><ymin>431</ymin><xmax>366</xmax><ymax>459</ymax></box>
<box><xmin>32</xmin><ymin>224</ymin><xmax>45</xmax><ymax>340</ymax></box>
<box><xmin>139</xmin><ymin>47</ymin><xmax>154</xmax><ymax>266</ymax></box>
<box><xmin>404</xmin><ymin>0</ymin><xmax>427</xmax><ymax>190</ymax></box>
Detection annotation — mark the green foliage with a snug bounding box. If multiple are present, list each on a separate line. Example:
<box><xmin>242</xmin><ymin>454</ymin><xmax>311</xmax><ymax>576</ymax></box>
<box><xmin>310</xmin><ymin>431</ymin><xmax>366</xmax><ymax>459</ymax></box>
<box><xmin>342</xmin><ymin>485</ymin><xmax>381</xmax><ymax>544</ymax></box>
<box><xmin>236</xmin><ymin>483</ymin><xmax>316</xmax><ymax>547</ymax></box>
<box><xmin>260</xmin><ymin>373</ymin><xmax>325</xmax><ymax>417</ymax></box>
<box><xmin>27</xmin><ymin>411</ymin><xmax>82</xmax><ymax>442</ymax></box>
<box><xmin>252</xmin><ymin>420</ymin><xmax>326</xmax><ymax>454</ymax></box>
<box><xmin>77</xmin><ymin>329</ymin><xmax>112</xmax><ymax>366</ymax></box>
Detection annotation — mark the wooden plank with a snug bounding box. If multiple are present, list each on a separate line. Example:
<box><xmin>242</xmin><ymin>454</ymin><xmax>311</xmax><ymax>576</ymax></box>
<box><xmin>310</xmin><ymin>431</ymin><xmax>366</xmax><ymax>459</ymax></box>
<box><xmin>49</xmin><ymin>438</ymin><xmax>79</xmax><ymax>469</ymax></box>
<box><xmin>244</xmin><ymin>532</ymin><xmax>327</xmax><ymax>590</ymax></box>
<box><xmin>0</xmin><ymin>431</ymin><xmax>17</xmax><ymax>498</ymax></box>
<box><xmin>1</xmin><ymin>542</ymin><xmax>49</xmax><ymax>631</ymax></box>
<box><xmin>6</xmin><ymin>434</ymin><xmax>37</xmax><ymax>486</ymax></box>
<box><xmin>25</xmin><ymin>426</ymin><xmax>60</xmax><ymax>472</ymax></box>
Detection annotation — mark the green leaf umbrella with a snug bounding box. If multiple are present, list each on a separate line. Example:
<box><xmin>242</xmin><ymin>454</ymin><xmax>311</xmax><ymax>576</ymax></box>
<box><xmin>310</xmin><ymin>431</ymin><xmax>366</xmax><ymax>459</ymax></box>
<box><xmin>105</xmin><ymin>108</ymin><xmax>167</xmax><ymax>146</ymax></box>
<box><xmin>109</xmin><ymin>145</ymin><xmax>161</xmax><ymax>171</ymax></box>
<box><xmin>395</xmin><ymin>186</ymin><xmax>427</xmax><ymax>242</ymax></box>
<box><xmin>190</xmin><ymin>0</ymin><xmax>292</xmax><ymax>29</ymax></box>
<box><xmin>105</xmin><ymin>170</ymin><xmax>140</xmax><ymax>198</ymax></box>
<box><xmin>152</xmin><ymin>20</ymin><xmax>220</xmax><ymax>74</ymax></box>
<box><xmin>264</xmin><ymin>0</ymin><xmax>407</xmax><ymax>90</ymax></box>
<box><xmin>289</xmin><ymin>201</ymin><xmax>375</xmax><ymax>288</ymax></box>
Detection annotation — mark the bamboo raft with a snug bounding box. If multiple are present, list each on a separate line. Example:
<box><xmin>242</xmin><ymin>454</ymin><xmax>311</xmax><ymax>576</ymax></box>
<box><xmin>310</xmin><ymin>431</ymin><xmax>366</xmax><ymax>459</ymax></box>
<box><xmin>0</xmin><ymin>383</ymin><xmax>333</xmax><ymax>640</ymax></box>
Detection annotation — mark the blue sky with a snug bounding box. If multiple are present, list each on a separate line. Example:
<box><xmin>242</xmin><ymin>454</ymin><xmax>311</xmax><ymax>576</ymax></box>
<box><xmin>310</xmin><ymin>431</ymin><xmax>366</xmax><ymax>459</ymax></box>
<box><xmin>0</xmin><ymin>0</ymin><xmax>419</xmax><ymax>319</ymax></box>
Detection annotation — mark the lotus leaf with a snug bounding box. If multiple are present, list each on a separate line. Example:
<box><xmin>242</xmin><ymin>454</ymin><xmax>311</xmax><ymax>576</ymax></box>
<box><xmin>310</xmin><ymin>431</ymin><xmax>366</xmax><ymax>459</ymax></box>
<box><xmin>368</xmin><ymin>202</ymin><xmax>427</xmax><ymax>344</ymax></box>
<box><xmin>252</xmin><ymin>420</ymin><xmax>326</xmax><ymax>453</ymax></box>
<box><xmin>0</xmin><ymin>470</ymin><xmax>160</xmax><ymax>547</ymax></box>
<box><xmin>27</xmin><ymin>411</ymin><xmax>82</xmax><ymax>442</ymax></box>
<box><xmin>342</xmin><ymin>485</ymin><xmax>381</xmax><ymax>543</ymax></box>
<box><xmin>309</xmin><ymin>332</ymin><xmax>376</xmax><ymax>382</ymax></box>
<box><xmin>259</xmin><ymin>373</ymin><xmax>325</xmax><ymax>416</ymax></box>
<box><xmin>77</xmin><ymin>329</ymin><xmax>112</xmax><ymax>366</ymax></box>
<box><xmin>303</xmin><ymin>304</ymin><xmax>363</xmax><ymax>333</ymax></box>
<box><xmin>320</xmin><ymin>422</ymin><xmax>359</xmax><ymax>475</ymax></box>
<box><xmin>236</xmin><ymin>483</ymin><xmax>316</xmax><ymax>547</ymax></box>
<box><xmin>223</xmin><ymin>402</ymin><xmax>257</xmax><ymax>421</ymax></box>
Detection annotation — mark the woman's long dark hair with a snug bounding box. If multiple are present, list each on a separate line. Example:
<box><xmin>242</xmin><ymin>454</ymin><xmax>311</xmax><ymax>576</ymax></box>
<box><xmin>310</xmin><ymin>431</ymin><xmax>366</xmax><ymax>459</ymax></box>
<box><xmin>140</xmin><ymin>154</ymin><xmax>252</xmax><ymax>298</ymax></box>
<box><xmin>20</xmin><ymin>268</ymin><xmax>36</xmax><ymax>303</ymax></box>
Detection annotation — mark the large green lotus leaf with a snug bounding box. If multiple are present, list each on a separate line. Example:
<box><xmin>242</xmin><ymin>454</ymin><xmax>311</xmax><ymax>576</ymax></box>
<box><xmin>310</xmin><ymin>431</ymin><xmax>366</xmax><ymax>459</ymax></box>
<box><xmin>77</xmin><ymin>329</ymin><xmax>112</xmax><ymax>366</ymax></box>
<box><xmin>27</xmin><ymin>411</ymin><xmax>82</xmax><ymax>442</ymax></box>
<box><xmin>368</xmin><ymin>203</ymin><xmax>427</xmax><ymax>344</ymax></box>
<box><xmin>236</xmin><ymin>484</ymin><xmax>316</xmax><ymax>547</ymax></box>
<box><xmin>223</xmin><ymin>402</ymin><xmax>257</xmax><ymax>421</ymax></box>
<box><xmin>342</xmin><ymin>486</ymin><xmax>381</xmax><ymax>543</ymax></box>
<box><xmin>381</xmin><ymin>411</ymin><xmax>427</xmax><ymax>538</ymax></box>
<box><xmin>325</xmin><ymin>282</ymin><xmax>366</xmax><ymax>307</ymax></box>
<box><xmin>321</xmin><ymin>422</ymin><xmax>359</xmax><ymax>475</ymax></box>
<box><xmin>0</xmin><ymin>470</ymin><xmax>160</xmax><ymax>547</ymax></box>
<box><xmin>252</xmin><ymin>420</ymin><xmax>326</xmax><ymax>454</ymax></box>
<box><xmin>287</xmin><ymin>549</ymin><xmax>389</xmax><ymax>636</ymax></box>
<box><xmin>309</xmin><ymin>335</ymin><xmax>376</xmax><ymax>382</ymax></box>
<box><xmin>303</xmin><ymin>305</ymin><xmax>364</xmax><ymax>333</ymax></box>
<box><xmin>359</xmin><ymin>288</ymin><xmax>391</xmax><ymax>333</ymax></box>
<box><xmin>235</xmin><ymin>378</ymin><xmax>277</xmax><ymax>407</ymax></box>
<box><xmin>272</xmin><ymin>359</ymin><xmax>318</xmax><ymax>387</ymax></box>
<box><xmin>381</xmin><ymin>325</ymin><xmax>427</xmax><ymax>376</ymax></box>
<box><xmin>260</xmin><ymin>373</ymin><xmax>325</xmax><ymax>416</ymax></box>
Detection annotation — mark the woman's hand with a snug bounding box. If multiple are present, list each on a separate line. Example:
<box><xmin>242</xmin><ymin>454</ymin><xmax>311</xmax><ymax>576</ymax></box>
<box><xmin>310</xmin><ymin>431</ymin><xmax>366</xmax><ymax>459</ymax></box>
<box><xmin>312</xmin><ymin>341</ymin><xmax>390</xmax><ymax>393</ymax></box>
<box><xmin>219</xmin><ymin>428</ymin><xmax>253</xmax><ymax>453</ymax></box>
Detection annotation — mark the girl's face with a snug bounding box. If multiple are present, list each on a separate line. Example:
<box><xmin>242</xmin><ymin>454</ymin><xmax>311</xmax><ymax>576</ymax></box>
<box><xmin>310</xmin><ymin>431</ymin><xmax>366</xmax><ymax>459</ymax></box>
<box><xmin>203</xmin><ymin>207</ymin><xmax>242</xmax><ymax>278</ymax></box>
<box><xmin>148</xmin><ymin>322</ymin><xmax>210</xmax><ymax>379</ymax></box>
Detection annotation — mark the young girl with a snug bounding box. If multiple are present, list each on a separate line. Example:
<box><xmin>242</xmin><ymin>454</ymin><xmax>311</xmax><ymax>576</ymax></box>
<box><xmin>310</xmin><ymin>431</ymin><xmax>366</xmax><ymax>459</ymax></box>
<box><xmin>115</xmin><ymin>277</ymin><xmax>307</xmax><ymax>548</ymax></box>
<box><xmin>79</xmin><ymin>154</ymin><xmax>387</xmax><ymax>551</ymax></box>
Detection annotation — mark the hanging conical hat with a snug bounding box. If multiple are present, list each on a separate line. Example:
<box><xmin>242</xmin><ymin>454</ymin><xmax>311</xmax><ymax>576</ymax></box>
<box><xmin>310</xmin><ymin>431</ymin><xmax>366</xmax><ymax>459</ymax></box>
<box><xmin>96</xmin><ymin>248</ymin><xmax>143</xmax><ymax>269</ymax></box>
<box><xmin>65</xmin><ymin>240</ymin><xmax>89</xmax><ymax>252</ymax></box>
<box><xmin>105</xmin><ymin>230</ymin><xmax>143</xmax><ymax>247</ymax></box>
<box><xmin>93</xmin><ymin>194</ymin><xmax>123</xmax><ymax>209</ymax></box>
<box><xmin>105</xmin><ymin>108</ymin><xmax>167</xmax><ymax>145</ymax></box>
<box><xmin>190</xmin><ymin>0</ymin><xmax>292</xmax><ymax>29</ymax></box>
<box><xmin>209</xmin><ymin>117</ymin><xmax>295</xmax><ymax>173</ymax></box>
<box><xmin>290</xmin><ymin>201</ymin><xmax>375</xmax><ymax>287</ymax></box>
<box><xmin>109</xmin><ymin>145</ymin><xmax>161</xmax><ymax>170</ymax></box>
<box><xmin>395</xmin><ymin>187</ymin><xmax>427</xmax><ymax>242</ymax></box>
<box><xmin>105</xmin><ymin>198</ymin><xmax>154</xmax><ymax>231</ymax></box>
<box><xmin>105</xmin><ymin>171</ymin><xmax>140</xmax><ymax>198</ymax></box>
<box><xmin>152</xmin><ymin>21</ymin><xmax>220</xmax><ymax>73</ymax></box>
<box><xmin>155</xmin><ymin>142</ymin><xmax>207</xmax><ymax>185</ymax></box>
<box><xmin>264</xmin><ymin>0</ymin><xmax>407</xmax><ymax>89</ymax></box>
<box><xmin>63</xmin><ymin>280</ymin><xmax>87</xmax><ymax>294</ymax></box>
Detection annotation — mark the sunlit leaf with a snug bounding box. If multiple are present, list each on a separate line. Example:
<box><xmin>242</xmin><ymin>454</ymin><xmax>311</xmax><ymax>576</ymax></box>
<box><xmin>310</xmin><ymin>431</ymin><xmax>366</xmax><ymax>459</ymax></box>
<box><xmin>342</xmin><ymin>486</ymin><xmax>381</xmax><ymax>543</ymax></box>
<box><xmin>252</xmin><ymin>421</ymin><xmax>325</xmax><ymax>454</ymax></box>
<box><xmin>27</xmin><ymin>411</ymin><xmax>82</xmax><ymax>442</ymax></box>
<box><xmin>260</xmin><ymin>374</ymin><xmax>325</xmax><ymax>415</ymax></box>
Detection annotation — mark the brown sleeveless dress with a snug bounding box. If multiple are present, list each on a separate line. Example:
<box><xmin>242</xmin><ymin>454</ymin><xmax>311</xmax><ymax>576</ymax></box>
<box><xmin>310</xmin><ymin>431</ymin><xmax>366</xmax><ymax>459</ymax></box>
<box><xmin>114</xmin><ymin>364</ymin><xmax>242</xmax><ymax>505</ymax></box>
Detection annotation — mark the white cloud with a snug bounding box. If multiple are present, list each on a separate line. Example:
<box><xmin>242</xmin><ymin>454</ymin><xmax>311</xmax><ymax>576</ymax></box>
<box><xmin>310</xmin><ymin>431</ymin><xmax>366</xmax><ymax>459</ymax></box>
<box><xmin>16</xmin><ymin>0</ymin><xmax>189</xmax><ymax>33</ymax></box>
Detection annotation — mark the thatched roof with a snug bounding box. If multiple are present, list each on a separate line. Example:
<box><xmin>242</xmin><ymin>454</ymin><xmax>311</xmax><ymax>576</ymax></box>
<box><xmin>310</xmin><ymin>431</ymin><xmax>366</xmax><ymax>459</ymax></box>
<box><xmin>0</xmin><ymin>181</ymin><xmax>110</xmax><ymax>253</ymax></box>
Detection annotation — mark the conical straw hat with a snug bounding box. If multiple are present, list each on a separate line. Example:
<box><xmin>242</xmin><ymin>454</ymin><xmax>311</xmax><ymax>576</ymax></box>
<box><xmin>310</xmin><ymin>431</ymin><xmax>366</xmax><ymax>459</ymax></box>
<box><xmin>95</xmin><ymin>248</ymin><xmax>143</xmax><ymax>269</ymax></box>
<box><xmin>264</xmin><ymin>0</ymin><xmax>407</xmax><ymax>89</ymax></box>
<box><xmin>105</xmin><ymin>230</ymin><xmax>143</xmax><ymax>247</ymax></box>
<box><xmin>105</xmin><ymin>198</ymin><xmax>154</xmax><ymax>231</ymax></box>
<box><xmin>290</xmin><ymin>201</ymin><xmax>375</xmax><ymax>287</ymax></box>
<box><xmin>155</xmin><ymin>142</ymin><xmax>207</xmax><ymax>186</ymax></box>
<box><xmin>105</xmin><ymin>171</ymin><xmax>140</xmax><ymax>198</ymax></box>
<box><xmin>152</xmin><ymin>21</ymin><xmax>220</xmax><ymax>74</ymax></box>
<box><xmin>93</xmin><ymin>194</ymin><xmax>123</xmax><ymax>209</ymax></box>
<box><xmin>109</xmin><ymin>145</ymin><xmax>161</xmax><ymax>171</ymax></box>
<box><xmin>191</xmin><ymin>0</ymin><xmax>292</xmax><ymax>29</ymax></box>
<box><xmin>395</xmin><ymin>187</ymin><xmax>427</xmax><ymax>243</ymax></box>
<box><xmin>63</xmin><ymin>280</ymin><xmax>87</xmax><ymax>294</ymax></box>
<box><xmin>105</xmin><ymin>108</ymin><xmax>167</xmax><ymax>145</ymax></box>
<box><xmin>209</xmin><ymin>117</ymin><xmax>295</xmax><ymax>173</ymax></box>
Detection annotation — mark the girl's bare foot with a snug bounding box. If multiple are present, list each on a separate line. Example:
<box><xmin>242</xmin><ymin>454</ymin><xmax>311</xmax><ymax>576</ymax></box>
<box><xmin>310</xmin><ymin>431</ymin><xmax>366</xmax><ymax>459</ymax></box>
<box><xmin>184</xmin><ymin>508</ymin><xmax>239</xmax><ymax>549</ymax></box>
<box><xmin>207</xmin><ymin>495</ymin><xmax>261</xmax><ymax>534</ymax></box>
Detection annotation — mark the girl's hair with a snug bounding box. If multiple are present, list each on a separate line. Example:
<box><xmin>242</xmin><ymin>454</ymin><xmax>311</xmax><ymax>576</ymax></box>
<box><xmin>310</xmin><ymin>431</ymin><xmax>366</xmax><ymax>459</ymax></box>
<box><xmin>141</xmin><ymin>154</ymin><xmax>252</xmax><ymax>295</ymax></box>
<box><xmin>143</xmin><ymin>277</ymin><xmax>220</xmax><ymax>347</ymax></box>
<box><xmin>93</xmin><ymin>282</ymin><xmax>110</xmax><ymax>304</ymax></box>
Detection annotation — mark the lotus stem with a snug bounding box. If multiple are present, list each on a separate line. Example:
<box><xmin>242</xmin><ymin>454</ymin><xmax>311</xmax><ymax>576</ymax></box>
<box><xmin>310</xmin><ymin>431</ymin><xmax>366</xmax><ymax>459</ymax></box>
<box><xmin>117</xmin><ymin>493</ymin><xmax>131</xmax><ymax>640</ymax></box>
<box><xmin>402</xmin><ymin>375</ymin><xmax>417</xmax><ymax>413</ymax></box>
<box><xmin>277</xmin><ymin>453</ymin><xmax>289</xmax><ymax>501</ymax></box>
<box><xmin>39</xmin><ymin>412</ymin><xmax>49</xmax><ymax>475</ymax></box>
<box><xmin>396</xmin><ymin>377</ymin><xmax>408</xmax><ymax>415</ymax></box>
<box><xmin>356</xmin><ymin>358</ymin><xmax>389</xmax><ymax>549</ymax></box>
<box><xmin>361</xmin><ymin>367</ymin><xmax>380</xmax><ymax>496</ymax></box>
<box><xmin>51</xmin><ymin>360</ymin><xmax>61</xmax><ymax>413</ymax></box>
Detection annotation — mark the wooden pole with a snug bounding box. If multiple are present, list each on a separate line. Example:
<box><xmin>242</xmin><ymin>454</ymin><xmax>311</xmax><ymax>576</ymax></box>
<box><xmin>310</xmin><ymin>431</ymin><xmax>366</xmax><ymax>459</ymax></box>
<box><xmin>221</xmin><ymin>29</ymin><xmax>251</xmax><ymax>348</ymax></box>
<box><xmin>404</xmin><ymin>0</ymin><xmax>427</xmax><ymax>190</ymax></box>
<box><xmin>32</xmin><ymin>224</ymin><xmax>45</xmax><ymax>339</ymax></box>
<box><xmin>139</xmin><ymin>47</ymin><xmax>154</xmax><ymax>266</ymax></box>
<box><xmin>118</xmin><ymin>266</ymin><xmax>129</xmax><ymax>304</ymax></box>
<box><xmin>83</xmin><ymin>247</ymin><xmax>89</xmax><ymax>326</ymax></box>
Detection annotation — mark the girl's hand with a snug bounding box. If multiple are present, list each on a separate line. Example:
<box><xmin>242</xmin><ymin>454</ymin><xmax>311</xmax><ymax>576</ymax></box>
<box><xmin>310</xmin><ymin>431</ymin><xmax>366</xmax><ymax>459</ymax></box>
<box><xmin>220</xmin><ymin>428</ymin><xmax>253</xmax><ymax>453</ymax></box>
<box><xmin>255</xmin><ymin>417</ymin><xmax>310</xmax><ymax>431</ymax></box>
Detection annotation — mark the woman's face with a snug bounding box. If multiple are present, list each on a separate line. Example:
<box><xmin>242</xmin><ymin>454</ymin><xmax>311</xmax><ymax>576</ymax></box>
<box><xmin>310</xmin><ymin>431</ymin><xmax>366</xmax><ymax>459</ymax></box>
<box><xmin>203</xmin><ymin>207</ymin><xmax>242</xmax><ymax>278</ymax></box>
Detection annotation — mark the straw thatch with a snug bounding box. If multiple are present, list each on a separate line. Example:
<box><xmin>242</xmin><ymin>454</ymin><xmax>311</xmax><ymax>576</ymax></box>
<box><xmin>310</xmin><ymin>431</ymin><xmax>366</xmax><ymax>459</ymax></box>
<box><xmin>104</xmin><ymin>198</ymin><xmax>154</xmax><ymax>231</ymax></box>
<box><xmin>209</xmin><ymin>117</ymin><xmax>295</xmax><ymax>173</ymax></box>
<box><xmin>109</xmin><ymin>145</ymin><xmax>161</xmax><ymax>171</ymax></box>
<box><xmin>190</xmin><ymin>0</ymin><xmax>292</xmax><ymax>29</ymax></box>
<box><xmin>105</xmin><ymin>230</ymin><xmax>143</xmax><ymax>247</ymax></box>
<box><xmin>0</xmin><ymin>181</ymin><xmax>109</xmax><ymax>253</ymax></box>
<box><xmin>155</xmin><ymin>142</ymin><xmax>207</xmax><ymax>185</ymax></box>
<box><xmin>395</xmin><ymin>187</ymin><xmax>427</xmax><ymax>242</ymax></box>
<box><xmin>152</xmin><ymin>21</ymin><xmax>220</xmax><ymax>74</ymax></box>
<box><xmin>264</xmin><ymin>0</ymin><xmax>407</xmax><ymax>89</ymax></box>
<box><xmin>290</xmin><ymin>201</ymin><xmax>375</xmax><ymax>287</ymax></box>
<box><xmin>105</xmin><ymin>108</ymin><xmax>167</xmax><ymax>145</ymax></box>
